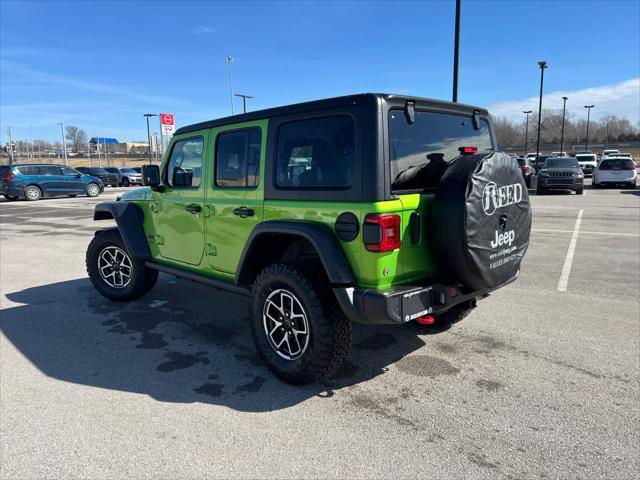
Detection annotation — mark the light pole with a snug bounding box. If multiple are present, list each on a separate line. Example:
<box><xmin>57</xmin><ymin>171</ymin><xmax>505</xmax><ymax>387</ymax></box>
<box><xmin>584</xmin><ymin>105</ymin><xmax>594</xmax><ymax>151</ymax></box>
<box><xmin>523</xmin><ymin>110</ymin><xmax>532</xmax><ymax>155</ymax></box>
<box><xmin>6</xmin><ymin>127</ymin><xmax>14</xmax><ymax>164</ymax></box>
<box><xmin>452</xmin><ymin>0</ymin><xmax>461</xmax><ymax>102</ymax></box>
<box><xmin>234</xmin><ymin>94</ymin><xmax>254</xmax><ymax>113</ymax></box>
<box><xmin>58</xmin><ymin>122</ymin><xmax>68</xmax><ymax>166</ymax></box>
<box><xmin>226</xmin><ymin>56</ymin><xmax>234</xmax><ymax>115</ymax></box>
<box><xmin>535</xmin><ymin>61</ymin><xmax>547</xmax><ymax>161</ymax></box>
<box><xmin>144</xmin><ymin>114</ymin><xmax>157</xmax><ymax>165</ymax></box>
<box><xmin>560</xmin><ymin>96</ymin><xmax>568</xmax><ymax>154</ymax></box>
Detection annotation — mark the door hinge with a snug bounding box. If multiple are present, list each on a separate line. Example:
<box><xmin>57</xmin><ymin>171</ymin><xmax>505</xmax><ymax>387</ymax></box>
<box><xmin>204</xmin><ymin>243</ymin><xmax>217</xmax><ymax>256</ymax></box>
<box><xmin>147</xmin><ymin>234</ymin><xmax>164</xmax><ymax>245</ymax></box>
<box><xmin>203</xmin><ymin>205</ymin><xmax>215</xmax><ymax>217</ymax></box>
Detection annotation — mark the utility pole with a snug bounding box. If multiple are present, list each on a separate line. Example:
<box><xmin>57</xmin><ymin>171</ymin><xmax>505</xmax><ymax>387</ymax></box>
<box><xmin>6</xmin><ymin>127</ymin><xmax>14</xmax><ymax>164</ymax></box>
<box><xmin>58</xmin><ymin>122</ymin><xmax>68</xmax><ymax>166</ymax></box>
<box><xmin>523</xmin><ymin>110</ymin><xmax>532</xmax><ymax>155</ymax></box>
<box><xmin>226</xmin><ymin>56</ymin><xmax>235</xmax><ymax>115</ymax></box>
<box><xmin>234</xmin><ymin>94</ymin><xmax>254</xmax><ymax>113</ymax></box>
<box><xmin>535</xmin><ymin>61</ymin><xmax>547</xmax><ymax>161</ymax></box>
<box><xmin>452</xmin><ymin>0</ymin><xmax>461</xmax><ymax>102</ymax></box>
<box><xmin>584</xmin><ymin>105</ymin><xmax>595</xmax><ymax>151</ymax></box>
<box><xmin>560</xmin><ymin>96</ymin><xmax>568</xmax><ymax>155</ymax></box>
<box><xmin>144</xmin><ymin>114</ymin><xmax>157</xmax><ymax>165</ymax></box>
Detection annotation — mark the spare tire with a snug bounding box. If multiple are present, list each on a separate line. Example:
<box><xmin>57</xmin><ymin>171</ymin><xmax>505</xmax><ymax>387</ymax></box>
<box><xmin>431</xmin><ymin>151</ymin><xmax>532</xmax><ymax>290</ymax></box>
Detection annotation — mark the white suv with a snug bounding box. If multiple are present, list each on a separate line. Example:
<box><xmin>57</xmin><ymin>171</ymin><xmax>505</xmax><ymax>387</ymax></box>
<box><xmin>600</xmin><ymin>149</ymin><xmax>620</xmax><ymax>161</ymax></box>
<box><xmin>575</xmin><ymin>153</ymin><xmax>598</xmax><ymax>175</ymax></box>
<box><xmin>593</xmin><ymin>156</ymin><xmax>637</xmax><ymax>189</ymax></box>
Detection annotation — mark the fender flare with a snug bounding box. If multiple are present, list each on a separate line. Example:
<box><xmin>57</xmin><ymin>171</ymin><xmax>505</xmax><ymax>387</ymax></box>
<box><xmin>93</xmin><ymin>202</ymin><xmax>151</xmax><ymax>259</ymax></box>
<box><xmin>235</xmin><ymin>220</ymin><xmax>356</xmax><ymax>287</ymax></box>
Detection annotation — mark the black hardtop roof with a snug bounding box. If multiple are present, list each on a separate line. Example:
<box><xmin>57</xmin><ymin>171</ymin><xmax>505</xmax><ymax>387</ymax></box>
<box><xmin>175</xmin><ymin>93</ymin><xmax>489</xmax><ymax>136</ymax></box>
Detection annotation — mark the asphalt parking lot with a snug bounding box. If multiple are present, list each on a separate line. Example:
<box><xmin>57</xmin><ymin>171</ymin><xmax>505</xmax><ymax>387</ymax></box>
<box><xmin>1</xmin><ymin>181</ymin><xmax>639</xmax><ymax>479</ymax></box>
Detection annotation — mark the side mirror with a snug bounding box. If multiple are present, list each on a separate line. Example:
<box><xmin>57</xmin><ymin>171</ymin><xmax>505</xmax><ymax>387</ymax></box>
<box><xmin>142</xmin><ymin>164</ymin><xmax>162</xmax><ymax>190</ymax></box>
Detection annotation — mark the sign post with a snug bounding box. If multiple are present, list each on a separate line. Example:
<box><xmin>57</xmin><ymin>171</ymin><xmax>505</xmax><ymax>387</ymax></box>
<box><xmin>159</xmin><ymin>113</ymin><xmax>175</xmax><ymax>155</ymax></box>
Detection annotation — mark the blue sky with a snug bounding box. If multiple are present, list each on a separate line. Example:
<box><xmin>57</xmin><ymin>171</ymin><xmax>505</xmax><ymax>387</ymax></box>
<box><xmin>1</xmin><ymin>0</ymin><xmax>639</xmax><ymax>144</ymax></box>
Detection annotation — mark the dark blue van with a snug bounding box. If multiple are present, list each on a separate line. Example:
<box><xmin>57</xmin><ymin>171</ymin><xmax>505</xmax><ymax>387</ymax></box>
<box><xmin>0</xmin><ymin>164</ymin><xmax>104</xmax><ymax>201</ymax></box>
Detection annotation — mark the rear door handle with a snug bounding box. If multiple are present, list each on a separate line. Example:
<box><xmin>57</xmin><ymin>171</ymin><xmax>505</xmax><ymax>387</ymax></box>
<box><xmin>185</xmin><ymin>204</ymin><xmax>202</xmax><ymax>213</ymax></box>
<box><xmin>233</xmin><ymin>207</ymin><xmax>254</xmax><ymax>217</ymax></box>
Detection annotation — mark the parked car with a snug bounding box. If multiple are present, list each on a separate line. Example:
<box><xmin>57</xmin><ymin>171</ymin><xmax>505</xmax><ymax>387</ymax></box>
<box><xmin>600</xmin><ymin>149</ymin><xmax>620</xmax><ymax>160</ymax></box>
<box><xmin>115</xmin><ymin>167</ymin><xmax>143</xmax><ymax>186</ymax></box>
<box><xmin>103</xmin><ymin>167</ymin><xmax>124</xmax><ymax>186</ymax></box>
<box><xmin>593</xmin><ymin>157</ymin><xmax>637</xmax><ymax>189</ymax></box>
<box><xmin>575</xmin><ymin>153</ymin><xmax>598</xmax><ymax>175</ymax></box>
<box><xmin>616</xmin><ymin>153</ymin><xmax>636</xmax><ymax>163</ymax></box>
<box><xmin>549</xmin><ymin>151</ymin><xmax>567</xmax><ymax>157</ymax></box>
<box><xmin>532</xmin><ymin>154</ymin><xmax>550</xmax><ymax>170</ymax></box>
<box><xmin>536</xmin><ymin>157</ymin><xmax>584</xmax><ymax>195</ymax></box>
<box><xmin>0</xmin><ymin>164</ymin><xmax>104</xmax><ymax>201</ymax></box>
<box><xmin>76</xmin><ymin>167</ymin><xmax>120</xmax><ymax>187</ymax></box>
<box><xmin>85</xmin><ymin>93</ymin><xmax>533</xmax><ymax>384</ymax></box>
<box><xmin>131</xmin><ymin>167</ymin><xmax>142</xmax><ymax>174</ymax></box>
<box><xmin>516</xmin><ymin>157</ymin><xmax>536</xmax><ymax>187</ymax></box>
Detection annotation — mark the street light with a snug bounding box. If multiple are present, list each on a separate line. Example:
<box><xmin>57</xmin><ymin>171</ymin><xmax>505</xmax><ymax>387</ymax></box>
<box><xmin>523</xmin><ymin>110</ymin><xmax>532</xmax><ymax>155</ymax></box>
<box><xmin>57</xmin><ymin>121</ymin><xmax>68</xmax><ymax>166</ymax></box>
<box><xmin>560</xmin><ymin>96</ymin><xmax>568</xmax><ymax>155</ymax></box>
<box><xmin>535</xmin><ymin>61</ymin><xmax>547</xmax><ymax>161</ymax></box>
<box><xmin>234</xmin><ymin>94</ymin><xmax>254</xmax><ymax>113</ymax></box>
<box><xmin>144</xmin><ymin>114</ymin><xmax>157</xmax><ymax>165</ymax></box>
<box><xmin>452</xmin><ymin>0</ymin><xmax>461</xmax><ymax>102</ymax></box>
<box><xmin>584</xmin><ymin>105</ymin><xmax>595</xmax><ymax>151</ymax></box>
<box><xmin>226</xmin><ymin>56</ymin><xmax>234</xmax><ymax>115</ymax></box>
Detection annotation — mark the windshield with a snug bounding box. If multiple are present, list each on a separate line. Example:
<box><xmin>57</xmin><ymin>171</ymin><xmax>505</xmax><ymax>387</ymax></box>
<box><xmin>91</xmin><ymin>168</ymin><xmax>108</xmax><ymax>174</ymax></box>
<box><xmin>389</xmin><ymin>110</ymin><xmax>493</xmax><ymax>191</ymax></box>
<box><xmin>544</xmin><ymin>157</ymin><xmax>579</xmax><ymax>169</ymax></box>
<box><xmin>120</xmin><ymin>168</ymin><xmax>136</xmax><ymax>173</ymax></box>
<box><xmin>575</xmin><ymin>155</ymin><xmax>596</xmax><ymax>162</ymax></box>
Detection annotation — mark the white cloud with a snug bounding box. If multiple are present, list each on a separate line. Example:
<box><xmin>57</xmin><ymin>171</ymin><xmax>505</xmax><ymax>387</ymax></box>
<box><xmin>488</xmin><ymin>78</ymin><xmax>640</xmax><ymax>124</ymax></box>
<box><xmin>192</xmin><ymin>25</ymin><xmax>215</xmax><ymax>34</ymax></box>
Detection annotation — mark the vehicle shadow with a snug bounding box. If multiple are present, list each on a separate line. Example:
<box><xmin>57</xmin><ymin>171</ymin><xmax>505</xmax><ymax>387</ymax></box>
<box><xmin>1</xmin><ymin>276</ymin><xmax>445</xmax><ymax>412</ymax></box>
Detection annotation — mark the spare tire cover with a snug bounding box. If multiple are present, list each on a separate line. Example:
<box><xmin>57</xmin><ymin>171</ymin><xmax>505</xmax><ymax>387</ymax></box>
<box><xmin>431</xmin><ymin>151</ymin><xmax>532</xmax><ymax>290</ymax></box>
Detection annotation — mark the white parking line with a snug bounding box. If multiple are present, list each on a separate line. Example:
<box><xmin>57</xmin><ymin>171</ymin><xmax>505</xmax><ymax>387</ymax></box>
<box><xmin>533</xmin><ymin>228</ymin><xmax>639</xmax><ymax>237</ymax></box>
<box><xmin>557</xmin><ymin>209</ymin><xmax>584</xmax><ymax>292</ymax></box>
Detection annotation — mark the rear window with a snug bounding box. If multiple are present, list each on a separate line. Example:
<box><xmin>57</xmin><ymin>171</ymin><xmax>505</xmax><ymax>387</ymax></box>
<box><xmin>0</xmin><ymin>166</ymin><xmax>13</xmax><ymax>178</ymax></box>
<box><xmin>599</xmin><ymin>159</ymin><xmax>635</xmax><ymax>170</ymax></box>
<box><xmin>389</xmin><ymin>110</ymin><xmax>493</xmax><ymax>191</ymax></box>
<box><xmin>276</xmin><ymin>116</ymin><xmax>354</xmax><ymax>189</ymax></box>
<box><xmin>517</xmin><ymin>159</ymin><xmax>526</xmax><ymax>167</ymax></box>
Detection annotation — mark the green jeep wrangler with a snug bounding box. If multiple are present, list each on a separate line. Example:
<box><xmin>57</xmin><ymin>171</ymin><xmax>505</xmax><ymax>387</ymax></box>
<box><xmin>86</xmin><ymin>94</ymin><xmax>532</xmax><ymax>384</ymax></box>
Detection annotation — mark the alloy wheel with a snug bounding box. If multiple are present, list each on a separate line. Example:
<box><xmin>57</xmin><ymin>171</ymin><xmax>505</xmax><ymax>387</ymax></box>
<box><xmin>25</xmin><ymin>186</ymin><xmax>41</xmax><ymax>200</ymax></box>
<box><xmin>262</xmin><ymin>288</ymin><xmax>310</xmax><ymax>360</ymax></box>
<box><xmin>98</xmin><ymin>246</ymin><xmax>132</xmax><ymax>289</ymax></box>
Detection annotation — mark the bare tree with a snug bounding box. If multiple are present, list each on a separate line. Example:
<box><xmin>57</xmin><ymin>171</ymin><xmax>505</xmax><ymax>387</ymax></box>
<box><xmin>65</xmin><ymin>125</ymin><xmax>88</xmax><ymax>153</ymax></box>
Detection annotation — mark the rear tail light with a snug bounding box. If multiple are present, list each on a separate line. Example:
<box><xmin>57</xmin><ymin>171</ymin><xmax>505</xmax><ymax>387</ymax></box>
<box><xmin>521</xmin><ymin>166</ymin><xmax>530</xmax><ymax>174</ymax></box>
<box><xmin>624</xmin><ymin>165</ymin><xmax>636</xmax><ymax>170</ymax></box>
<box><xmin>459</xmin><ymin>146</ymin><xmax>478</xmax><ymax>155</ymax></box>
<box><xmin>363</xmin><ymin>214</ymin><xmax>401</xmax><ymax>252</ymax></box>
<box><xmin>0</xmin><ymin>173</ymin><xmax>15</xmax><ymax>180</ymax></box>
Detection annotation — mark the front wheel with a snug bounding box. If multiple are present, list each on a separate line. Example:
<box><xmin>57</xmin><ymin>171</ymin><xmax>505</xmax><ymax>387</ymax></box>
<box><xmin>251</xmin><ymin>264</ymin><xmax>351</xmax><ymax>385</ymax></box>
<box><xmin>86</xmin><ymin>229</ymin><xmax>158</xmax><ymax>302</ymax></box>
<box><xmin>86</xmin><ymin>183</ymin><xmax>100</xmax><ymax>197</ymax></box>
<box><xmin>576</xmin><ymin>187</ymin><xmax>584</xmax><ymax>195</ymax></box>
<box><xmin>536</xmin><ymin>186</ymin><xmax>545</xmax><ymax>195</ymax></box>
<box><xmin>25</xmin><ymin>185</ymin><xmax>42</xmax><ymax>201</ymax></box>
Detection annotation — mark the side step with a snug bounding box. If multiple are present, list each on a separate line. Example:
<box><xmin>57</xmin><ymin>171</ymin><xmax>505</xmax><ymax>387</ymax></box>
<box><xmin>145</xmin><ymin>261</ymin><xmax>251</xmax><ymax>297</ymax></box>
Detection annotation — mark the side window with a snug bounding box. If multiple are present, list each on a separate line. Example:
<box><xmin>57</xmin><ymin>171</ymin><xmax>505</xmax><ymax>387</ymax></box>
<box><xmin>215</xmin><ymin>128</ymin><xmax>261</xmax><ymax>188</ymax></box>
<box><xmin>276</xmin><ymin>116</ymin><xmax>354</xmax><ymax>189</ymax></box>
<box><xmin>61</xmin><ymin>167</ymin><xmax>77</xmax><ymax>176</ymax></box>
<box><xmin>166</xmin><ymin>137</ymin><xmax>204</xmax><ymax>188</ymax></box>
<box><xmin>39</xmin><ymin>166</ymin><xmax>61</xmax><ymax>175</ymax></box>
<box><xmin>17</xmin><ymin>166</ymin><xmax>34</xmax><ymax>175</ymax></box>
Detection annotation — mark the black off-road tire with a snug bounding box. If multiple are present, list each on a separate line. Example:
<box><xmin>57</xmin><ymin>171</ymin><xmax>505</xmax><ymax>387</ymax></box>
<box><xmin>86</xmin><ymin>229</ymin><xmax>158</xmax><ymax>302</ymax></box>
<box><xmin>251</xmin><ymin>264</ymin><xmax>352</xmax><ymax>385</ymax></box>
<box><xmin>3</xmin><ymin>195</ymin><xmax>19</xmax><ymax>201</ymax></box>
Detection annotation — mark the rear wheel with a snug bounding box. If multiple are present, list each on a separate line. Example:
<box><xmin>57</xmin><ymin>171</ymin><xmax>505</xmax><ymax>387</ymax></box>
<box><xmin>86</xmin><ymin>229</ymin><xmax>158</xmax><ymax>302</ymax></box>
<box><xmin>536</xmin><ymin>186</ymin><xmax>545</xmax><ymax>195</ymax></box>
<box><xmin>3</xmin><ymin>194</ymin><xmax>19</xmax><ymax>201</ymax></box>
<box><xmin>525</xmin><ymin>176</ymin><xmax>531</xmax><ymax>188</ymax></box>
<box><xmin>86</xmin><ymin>183</ymin><xmax>100</xmax><ymax>197</ymax></box>
<box><xmin>251</xmin><ymin>264</ymin><xmax>351</xmax><ymax>385</ymax></box>
<box><xmin>25</xmin><ymin>185</ymin><xmax>42</xmax><ymax>201</ymax></box>
<box><xmin>122</xmin><ymin>177</ymin><xmax>130</xmax><ymax>187</ymax></box>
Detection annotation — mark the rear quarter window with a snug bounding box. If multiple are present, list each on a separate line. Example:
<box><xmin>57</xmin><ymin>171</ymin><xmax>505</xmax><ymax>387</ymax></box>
<box><xmin>275</xmin><ymin>115</ymin><xmax>354</xmax><ymax>189</ymax></box>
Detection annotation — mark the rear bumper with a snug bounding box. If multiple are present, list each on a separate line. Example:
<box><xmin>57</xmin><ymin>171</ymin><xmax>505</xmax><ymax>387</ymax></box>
<box><xmin>333</xmin><ymin>273</ymin><xmax>518</xmax><ymax>325</ymax></box>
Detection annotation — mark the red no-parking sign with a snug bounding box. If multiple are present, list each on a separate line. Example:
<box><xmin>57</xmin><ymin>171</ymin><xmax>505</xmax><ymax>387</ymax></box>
<box><xmin>160</xmin><ymin>113</ymin><xmax>174</xmax><ymax>126</ymax></box>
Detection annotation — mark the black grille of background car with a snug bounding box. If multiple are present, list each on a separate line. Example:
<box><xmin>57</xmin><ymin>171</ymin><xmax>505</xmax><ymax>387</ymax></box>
<box><xmin>547</xmin><ymin>178</ymin><xmax>574</xmax><ymax>184</ymax></box>
<box><xmin>102</xmin><ymin>175</ymin><xmax>117</xmax><ymax>183</ymax></box>
<box><xmin>548</xmin><ymin>172</ymin><xmax>573</xmax><ymax>177</ymax></box>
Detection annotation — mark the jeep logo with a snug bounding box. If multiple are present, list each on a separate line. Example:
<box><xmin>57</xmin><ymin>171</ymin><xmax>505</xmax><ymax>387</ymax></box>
<box><xmin>491</xmin><ymin>229</ymin><xmax>515</xmax><ymax>248</ymax></box>
<box><xmin>482</xmin><ymin>182</ymin><xmax>523</xmax><ymax>216</ymax></box>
